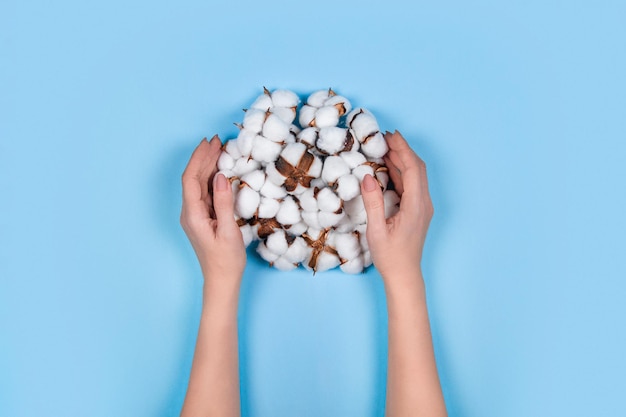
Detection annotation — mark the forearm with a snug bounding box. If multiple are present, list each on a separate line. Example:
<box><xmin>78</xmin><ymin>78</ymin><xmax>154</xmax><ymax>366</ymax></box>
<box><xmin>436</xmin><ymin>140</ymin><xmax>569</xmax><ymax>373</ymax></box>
<box><xmin>384</xmin><ymin>269</ymin><xmax>446</xmax><ymax>417</ymax></box>
<box><xmin>181</xmin><ymin>278</ymin><xmax>241</xmax><ymax>417</ymax></box>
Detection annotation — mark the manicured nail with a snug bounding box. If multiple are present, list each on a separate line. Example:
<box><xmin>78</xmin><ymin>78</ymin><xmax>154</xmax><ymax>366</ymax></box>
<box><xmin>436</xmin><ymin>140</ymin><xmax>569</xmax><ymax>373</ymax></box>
<box><xmin>215</xmin><ymin>173</ymin><xmax>228</xmax><ymax>191</ymax></box>
<box><xmin>363</xmin><ymin>174</ymin><xmax>377</xmax><ymax>192</ymax></box>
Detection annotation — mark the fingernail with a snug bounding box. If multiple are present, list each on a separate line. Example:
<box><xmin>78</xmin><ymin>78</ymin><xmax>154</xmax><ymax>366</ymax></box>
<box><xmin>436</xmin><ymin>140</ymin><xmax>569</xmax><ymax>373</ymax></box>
<box><xmin>215</xmin><ymin>173</ymin><xmax>228</xmax><ymax>191</ymax></box>
<box><xmin>363</xmin><ymin>174</ymin><xmax>377</xmax><ymax>192</ymax></box>
<box><xmin>209</xmin><ymin>134</ymin><xmax>220</xmax><ymax>144</ymax></box>
<box><xmin>385</xmin><ymin>130</ymin><xmax>392</xmax><ymax>136</ymax></box>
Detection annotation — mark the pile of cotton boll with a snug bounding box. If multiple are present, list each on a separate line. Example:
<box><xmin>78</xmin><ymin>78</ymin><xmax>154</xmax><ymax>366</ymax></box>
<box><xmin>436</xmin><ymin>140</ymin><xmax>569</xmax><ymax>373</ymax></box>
<box><xmin>217</xmin><ymin>88</ymin><xmax>400</xmax><ymax>273</ymax></box>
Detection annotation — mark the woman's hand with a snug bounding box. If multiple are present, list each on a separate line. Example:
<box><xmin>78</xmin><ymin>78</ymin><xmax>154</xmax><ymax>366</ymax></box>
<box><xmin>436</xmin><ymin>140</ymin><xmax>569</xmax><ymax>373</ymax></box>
<box><xmin>180</xmin><ymin>136</ymin><xmax>246</xmax><ymax>288</ymax></box>
<box><xmin>360</xmin><ymin>130</ymin><xmax>434</xmax><ymax>281</ymax></box>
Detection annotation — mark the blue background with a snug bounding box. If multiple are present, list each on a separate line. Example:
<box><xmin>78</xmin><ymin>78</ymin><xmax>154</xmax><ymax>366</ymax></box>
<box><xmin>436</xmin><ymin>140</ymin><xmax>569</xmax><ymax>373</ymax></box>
<box><xmin>1</xmin><ymin>0</ymin><xmax>625</xmax><ymax>416</ymax></box>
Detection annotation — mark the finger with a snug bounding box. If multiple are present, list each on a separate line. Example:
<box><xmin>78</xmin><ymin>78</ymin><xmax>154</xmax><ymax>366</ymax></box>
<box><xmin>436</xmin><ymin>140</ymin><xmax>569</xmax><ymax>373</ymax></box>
<box><xmin>383</xmin><ymin>155</ymin><xmax>404</xmax><ymax>196</ymax></box>
<box><xmin>386</xmin><ymin>131</ymin><xmax>426</xmax><ymax>212</ymax></box>
<box><xmin>212</xmin><ymin>173</ymin><xmax>237</xmax><ymax>234</ymax></box>
<box><xmin>182</xmin><ymin>135</ymin><xmax>221</xmax><ymax>204</ymax></box>
<box><xmin>361</xmin><ymin>174</ymin><xmax>387</xmax><ymax>236</ymax></box>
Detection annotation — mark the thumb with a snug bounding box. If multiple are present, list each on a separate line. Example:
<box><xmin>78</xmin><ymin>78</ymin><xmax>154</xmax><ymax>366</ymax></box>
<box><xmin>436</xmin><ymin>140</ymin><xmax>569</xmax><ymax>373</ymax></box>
<box><xmin>212</xmin><ymin>173</ymin><xmax>236</xmax><ymax>232</ymax></box>
<box><xmin>361</xmin><ymin>174</ymin><xmax>387</xmax><ymax>236</ymax></box>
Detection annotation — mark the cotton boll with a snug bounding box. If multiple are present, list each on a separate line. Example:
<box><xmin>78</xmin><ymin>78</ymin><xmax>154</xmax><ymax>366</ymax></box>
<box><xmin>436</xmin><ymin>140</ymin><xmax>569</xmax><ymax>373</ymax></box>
<box><xmin>317</xmin><ymin>127</ymin><xmax>347</xmax><ymax>155</ymax></box>
<box><xmin>351</xmin><ymin>164</ymin><xmax>375</xmax><ymax>181</ymax></box>
<box><xmin>347</xmin><ymin>108</ymin><xmax>379</xmax><ymax>142</ymax></box>
<box><xmin>250</xmin><ymin>93</ymin><xmax>273</xmax><ymax>111</ymax></box>
<box><xmin>273</xmin><ymin>257</ymin><xmax>298</xmax><ymax>271</ymax></box>
<box><xmin>324</xmin><ymin>95</ymin><xmax>352</xmax><ymax>116</ymax></box>
<box><xmin>232</xmin><ymin>157</ymin><xmax>261</xmax><ymax>177</ymax></box>
<box><xmin>239</xmin><ymin>224</ymin><xmax>255</xmax><ymax>247</ymax></box>
<box><xmin>236</xmin><ymin>129</ymin><xmax>256</xmax><ymax>157</ymax></box>
<box><xmin>310</xmin><ymin>178</ymin><xmax>325</xmax><ymax>189</ymax></box>
<box><xmin>384</xmin><ymin>190</ymin><xmax>401</xmax><ymax>218</ymax></box>
<box><xmin>283</xmin><ymin>236</ymin><xmax>309</xmax><ymax>264</ymax></box>
<box><xmin>307</xmin><ymin>89</ymin><xmax>332</xmax><ymax>107</ymax></box>
<box><xmin>257</xmin><ymin>241</ymin><xmax>280</xmax><ymax>263</ymax></box>
<box><xmin>334</xmin><ymin>214</ymin><xmax>354</xmax><ymax>233</ymax></box>
<box><xmin>260</xmin><ymin>177</ymin><xmax>287</xmax><ymax>199</ymax></box>
<box><xmin>224</xmin><ymin>139</ymin><xmax>242</xmax><ymax>159</ymax></box>
<box><xmin>314</xmin><ymin>106</ymin><xmax>340</xmax><ymax>128</ymax></box>
<box><xmin>269</xmin><ymin>106</ymin><xmax>296</xmax><ymax>125</ymax></box>
<box><xmin>345</xmin><ymin>195</ymin><xmax>367</xmax><ymax>225</ymax></box>
<box><xmin>361</xmin><ymin>132</ymin><xmax>388</xmax><ymax>159</ymax></box>
<box><xmin>297</xmin><ymin>127</ymin><xmax>318</xmax><ymax>147</ymax></box>
<box><xmin>217</xmin><ymin>152</ymin><xmax>235</xmax><ymax>171</ymax></box>
<box><xmin>240</xmin><ymin>170</ymin><xmax>265</xmax><ymax>191</ymax></box>
<box><xmin>340</xmin><ymin>256</ymin><xmax>364</xmax><ymax>274</ymax></box>
<box><xmin>263</xmin><ymin>114</ymin><xmax>290</xmax><ymax>142</ymax></box>
<box><xmin>265</xmin><ymin>162</ymin><xmax>286</xmax><ymax>187</ymax></box>
<box><xmin>236</xmin><ymin>186</ymin><xmax>260</xmax><ymax>219</ymax></box>
<box><xmin>333</xmin><ymin>233</ymin><xmax>361</xmax><ymax>261</ymax></box>
<box><xmin>301</xmin><ymin>211</ymin><xmax>321</xmax><ymax>229</ymax></box>
<box><xmin>356</xmin><ymin>224</ymin><xmax>369</xmax><ymax>251</ymax></box>
<box><xmin>243</xmin><ymin>108</ymin><xmax>266</xmax><ymax>133</ymax></box>
<box><xmin>270</xmin><ymin>89</ymin><xmax>299</xmax><ymax>108</ymax></box>
<box><xmin>335</xmin><ymin>174</ymin><xmax>360</xmax><ymax>201</ymax></box>
<box><xmin>258</xmin><ymin>197</ymin><xmax>281</xmax><ymax>218</ymax></box>
<box><xmin>251</xmin><ymin>136</ymin><xmax>283</xmax><ymax>163</ymax></box>
<box><xmin>280</xmin><ymin>142</ymin><xmax>307</xmax><ymax>166</ymax></box>
<box><xmin>318</xmin><ymin>211</ymin><xmax>345</xmax><ymax>228</ymax></box>
<box><xmin>266</xmin><ymin>229</ymin><xmax>289</xmax><ymax>255</ymax></box>
<box><xmin>286</xmin><ymin>221</ymin><xmax>307</xmax><ymax>237</ymax></box>
<box><xmin>313</xmin><ymin>251</ymin><xmax>341</xmax><ymax>273</ymax></box>
<box><xmin>321</xmin><ymin>156</ymin><xmax>351</xmax><ymax>184</ymax></box>
<box><xmin>297</xmin><ymin>188</ymin><xmax>318</xmax><ymax>212</ymax></box>
<box><xmin>316</xmin><ymin>187</ymin><xmax>342</xmax><ymax>213</ymax></box>
<box><xmin>276</xmin><ymin>196</ymin><xmax>301</xmax><ymax>225</ymax></box>
<box><xmin>299</xmin><ymin>105</ymin><xmax>317</xmax><ymax>127</ymax></box>
<box><xmin>308</xmin><ymin>155</ymin><xmax>323</xmax><ymax>179</ymax></box>
<box><xmin>340</xmin><ymin>151</ymin><xmax>367</xmax><ymax>169</ymax></box>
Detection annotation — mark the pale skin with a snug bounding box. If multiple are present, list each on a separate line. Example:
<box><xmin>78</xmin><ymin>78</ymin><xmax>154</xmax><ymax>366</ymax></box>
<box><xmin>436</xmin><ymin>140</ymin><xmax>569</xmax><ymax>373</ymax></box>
<box><xmin>179</xmin><ymin>131</ymin><xmax>446</xmax><ymax>417</ymax></box>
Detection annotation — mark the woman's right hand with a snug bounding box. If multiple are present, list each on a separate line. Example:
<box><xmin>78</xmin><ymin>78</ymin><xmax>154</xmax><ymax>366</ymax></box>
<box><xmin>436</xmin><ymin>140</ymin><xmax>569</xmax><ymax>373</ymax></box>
<box><xmin>360</xmin><ymin>130</ymin><xmax>434</xmax><ymax>282</ymax></box>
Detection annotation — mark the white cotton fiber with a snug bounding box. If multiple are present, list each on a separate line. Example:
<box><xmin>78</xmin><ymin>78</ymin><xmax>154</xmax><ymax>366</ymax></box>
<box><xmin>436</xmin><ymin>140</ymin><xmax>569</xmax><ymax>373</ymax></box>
<box><xmin>270</xmin><ymin>89</ymin><xmax>300</xmax><ymax>108</ymax></box>
<box><xmin>258</xmin><ymin>197</ymin><xmax>281</xmax><ymax>218</ymax></box>
<box><xmin>271</xmin><ymin>107</ymin><xmax>296</xmax><ymax>124</ymax></box>
<box><xmin>317</xmin><ymin>127</ymin><xmax>347</xmax><ymax>155</ymax></box>
<box><xmin>236</xmin><ymin>129</ymin><xmax>256</xmax><ymax>157</ymax></box>
<box><xmin>297</xmin><ymin>127</ymin><xmax>319</xmax><ymax>147</ymax></box>
<box><xmin>316</xmin><ymin>187</ymin><xmax>342</xmax><ymax>213</ymax></box>
<box><xmin>243</xmin><ymin>108</ymin><xmax>266</xmax><ymax>134</ymax></box>
<box><xmin>299</xmin><ymin>105</ymin><xmax>317</xmax><ymax>127</ymax></box>
<box><xmin>262</xmin><ymin>114</ymin><xmax>290</xmax><ymax>142</ymax></box>
<box><xmin>236</xmin><ymin>186</ymin><xmax>260</xmax><ymax>219</ymax></box>
<box><xmin>219</xmin><ymin>87</ymin><xmax>403</xmax><ymax>274</ymax></box>
<box><xmin>251</xmin><ymin>136</ymin><xmax>283</xmax><ymax>163</ymax></box>
<box><xmin>240</xmin><ymin>170</ymin><xmax>265</xmax><ymax>191</ymax></box>
<box><xmin>361</xmin><ymin>132</ymin><xmax>388</xmax><ymax>159</ymax></box>
<box><xmin>335</xmin><ymin>174</ymin><xmax>360</xmax><ymax>201</ymax></box>
<box><xmin>232</xmin><ymin>158</ymin><xmax>261</xmax><ymax>177</ymax></box>
<box><xmin>276</xmin><ymin>196</ymin><xmax>301</xmax><ymax>225</ymax></box>
<box><xmin>250</xmin><ymin>93</ymin><xmax>273</xmax><ymax>111</ymax></box>
<box><xmin>218</xmin><ymin>152</ymin><xmax>235</xmax><ymax>171</ymax></box>
<box><xmin>266</xmin><ymin>229</ymin><xmax>289</xmax><ymax>255</ymax></box>
<box><xmin>314</xmin><ymin>106</ymin><xmax>340</xmax><ymax>128</ymax></box>
<box><xmin>257</xmin><ymin>241</ymin><xmax>280</xmax><ymax>263</ymax></box>
<box><xmin>321</xmin><ymin>156</ymin><xmax>350</xmax><ymax>184</ymax></box>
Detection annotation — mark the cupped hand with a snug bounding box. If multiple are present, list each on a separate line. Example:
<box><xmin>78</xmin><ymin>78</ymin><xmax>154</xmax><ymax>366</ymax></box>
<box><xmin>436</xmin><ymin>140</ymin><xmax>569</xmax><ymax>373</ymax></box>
<box><xmin>361</xmin><ymin>130</ymin><xmax>434</xmax><ymax>281</ymax></box>
<box><xmin>180</xmin><ymin>136</ymin><xmax>246</xmax><ymax>286</ymax></box>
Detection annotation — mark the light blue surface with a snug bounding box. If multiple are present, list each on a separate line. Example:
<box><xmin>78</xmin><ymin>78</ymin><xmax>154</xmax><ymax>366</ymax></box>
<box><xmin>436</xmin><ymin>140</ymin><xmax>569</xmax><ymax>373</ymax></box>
<box><xmin>1</xmin><ymin>0</ymin><xmax>625</xmax><ymax>416</ymax></box>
